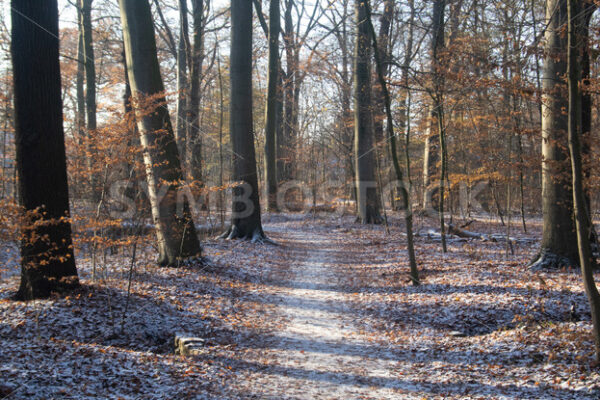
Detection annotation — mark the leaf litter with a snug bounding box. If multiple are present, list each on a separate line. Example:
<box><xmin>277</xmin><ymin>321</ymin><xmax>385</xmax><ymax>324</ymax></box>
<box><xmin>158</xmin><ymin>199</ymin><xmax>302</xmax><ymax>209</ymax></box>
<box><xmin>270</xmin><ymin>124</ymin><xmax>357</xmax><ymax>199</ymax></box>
<box><xmin>0</xmin><ymin>213</ymin><xmax>599</xmax><ymax>399</ymax></box>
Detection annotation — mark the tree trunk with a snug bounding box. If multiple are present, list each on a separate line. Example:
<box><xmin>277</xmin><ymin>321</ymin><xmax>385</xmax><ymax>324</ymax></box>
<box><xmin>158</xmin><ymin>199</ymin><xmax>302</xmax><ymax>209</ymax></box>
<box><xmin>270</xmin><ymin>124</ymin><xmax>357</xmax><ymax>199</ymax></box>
<box><xmin>76</xmin><ymin>15</ymin><xmax>85</xmax><ymax>146</ymax></box>
<box><xmin>188</xmin><ymin>0</ymin><xmax>206</xmax><ymax>199</ymax></box>
<box><xmin>276</xmin><ymin>73</ymin><xmax>285</xmax><ymax>183</ymax></box>
<box><xmin>11</xmin><ymin>0</ymin><xmax>79</xmax><ymax>299</ymax></box>
<box><xmin>217</xmin><ymin>57</ymin><xmax>225</xmax><ymax>227</ymax></box>
<box><xmin>530</xmin><ymin>0</ymin><xmax>579</xmax><ymax>270</ymax></box>
<box><xmin>119</xmin><ymin>0</ymin><xmax>201</xmax><ymax>266</ymax></box>
<box><xmin>366</xmin><ymin>0</ymin><xmax>419</xmax><ymax>284</ymax></box>
<box><xmin>221</xmin><ymin>0</ymin><xmax>267</xmax><ymax>241</ymax></box>
<box><xmin>337</xmin><ymin>0</ymin><xmax>354</xmax><ymax>201</ymax></box>
<box><xmin>265</xmin><ymin>0</ymin><xmax>281</xmax><ymax>212</ymax></box>
<box><xmin>431</xmin><ymin>0</ymin><xmax>447</xmax><ymax>252</ymax></box>
<box><xmin>580</xmin><ymin>2</ymin><xmax>597</xmax><ymax>249</ymax></box>
<box><xmin>281</xmin><ymin>0</ymin><xmax>295</xmax><ymax>183</ymax></box>
<box><xmin>422</xmin><ymin>105</ymin><xmax>438</xmax><ymax>211</ymax></box>
<box><xmin>80</xmin><ymin>0</ymin><xmax>99</xmax><ymax>202</ymax></box>
<box><xmin>75</xmin><ymin>10</ymin><xmax>85</xmax><ymax>199</ymax></box>
<box><xmin>566</xmin><ymin>0</ymin><xmax>600</xmax><ymax>362</ymax></box>
<box><xmin>354</xmin><ymin>0</ymin><xmax>382</xmax><ymax>224</ymax></box>
<box><xmin>372</xmin><ymin>0</ymin><xmax>393</xmax><ymax>146</ymax></box>
<box><xmin>175</xmin><ymin>0</ymin><xmax>190</xmax><ymax>167</ymax></box>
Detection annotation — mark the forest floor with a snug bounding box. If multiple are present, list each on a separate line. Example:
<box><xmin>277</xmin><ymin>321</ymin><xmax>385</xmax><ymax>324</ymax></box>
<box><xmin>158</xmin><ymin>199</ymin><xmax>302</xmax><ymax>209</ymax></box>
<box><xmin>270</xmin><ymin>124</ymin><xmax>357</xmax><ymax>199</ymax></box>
<box><xmin>1</xmin><ymin>212</ymin><xmax>600</xmax><ymax>399</ymax></box>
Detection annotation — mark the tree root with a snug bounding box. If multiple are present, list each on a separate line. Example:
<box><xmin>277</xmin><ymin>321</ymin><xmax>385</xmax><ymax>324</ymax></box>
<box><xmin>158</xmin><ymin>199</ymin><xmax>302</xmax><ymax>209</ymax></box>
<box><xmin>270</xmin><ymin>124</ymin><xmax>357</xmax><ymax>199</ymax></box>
<box><xmin>218</xmin><ymin>225</ymin><xmax>278</xmax><ymax>245</ymax></box>
<box><xmin>528</xmin><ymin>250</ymin><xmax>579</xmax><ymax>271</ymax></box>
<box><xmin>355</xmin><ymin>214</ymin><xmax>385</xmax><ymax>225</ymax></box>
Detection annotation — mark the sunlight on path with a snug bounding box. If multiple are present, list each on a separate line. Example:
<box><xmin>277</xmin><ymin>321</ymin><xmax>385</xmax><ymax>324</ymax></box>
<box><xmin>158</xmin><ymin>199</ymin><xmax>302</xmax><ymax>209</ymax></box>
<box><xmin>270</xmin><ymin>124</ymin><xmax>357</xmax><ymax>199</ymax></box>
<box><xmin>249</xmin><ymin>229</ymin><xmax>409</xmax><ymax>399</ymax></box>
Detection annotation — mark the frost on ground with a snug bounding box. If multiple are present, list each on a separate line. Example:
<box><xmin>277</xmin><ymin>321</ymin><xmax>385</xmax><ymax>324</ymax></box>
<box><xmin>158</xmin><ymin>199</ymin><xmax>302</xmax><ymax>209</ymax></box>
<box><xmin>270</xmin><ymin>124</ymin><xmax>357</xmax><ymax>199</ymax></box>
<box><xmin>1</xmin><ymin>213</ymin><xmax>600</xmax><ymax>399</ymax></box>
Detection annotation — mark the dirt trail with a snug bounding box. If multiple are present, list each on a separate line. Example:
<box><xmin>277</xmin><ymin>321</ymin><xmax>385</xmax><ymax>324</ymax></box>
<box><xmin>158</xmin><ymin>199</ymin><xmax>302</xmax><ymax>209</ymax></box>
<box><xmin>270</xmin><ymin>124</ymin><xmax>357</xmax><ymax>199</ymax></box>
<box><xmin>241</xmin><ymin>227</ymin><xmax>407</xmax><ymax>399</ymax></box>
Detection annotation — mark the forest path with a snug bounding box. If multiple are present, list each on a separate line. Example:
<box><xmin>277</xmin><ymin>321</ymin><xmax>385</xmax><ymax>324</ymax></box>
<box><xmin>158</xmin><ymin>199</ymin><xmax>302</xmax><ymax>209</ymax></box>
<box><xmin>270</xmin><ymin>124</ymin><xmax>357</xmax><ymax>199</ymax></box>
<box><xmin>233</xmin><ymin>225</ymin><xmax>408</xmax><ymax>399</ymax></box>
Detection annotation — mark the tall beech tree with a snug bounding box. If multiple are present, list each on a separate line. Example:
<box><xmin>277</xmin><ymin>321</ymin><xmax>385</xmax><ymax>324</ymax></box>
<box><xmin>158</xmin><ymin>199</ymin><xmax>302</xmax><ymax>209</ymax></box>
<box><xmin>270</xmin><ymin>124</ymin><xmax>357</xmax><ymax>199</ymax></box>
<box><xmin>175</xmin><ymin>0</ymin><xmax>190</xmax><ymax>165</ymax></box>
<box><xmin>80</xmin><ymin>0</ymin><xmax>99</xmax><ymax>201</ymax></box>
<box><xmin>421</xmin><ymin>1</ymin><xmax>446</xmax><ymax>214</ymax></box>
<box><xmin>264</xmin><ymin>0</ymin><xmax>281</xmax><ymax>212</ymax></box>
<box><xmin>431</xmin><ymin>0</ymin><xmax>447</xmax><ymax>252</ymax></box>
<box><xmin>221</xmin><ymin>0</ymin><xmax>267</xmax><ymax>241</ymax></box>
<box><xmin>76</xmin><ymin>12</ymin><xmax>85</xmax><ymax>146</ymax></box>
<box><xmin>119</xmin><ymin>0</ymin><xmax>201</xmax><ymax>266</ymax></box>
<box><xmin>566</xmin><ymin>0</ymin><xmax>600</xmax><ymax>361</ymax></box>
<box><xmin>530</xmin><ymin>0</ymin><xmax>578</xmax><ymax>269</ymax></box>
<box><xmin>372</xmin><ymin>0</ymin><xmax>393</xmax><ymax>146</ymax></box>
<box><xmin>11</xmin><ymin>0</ymin><xmax>79</xmax><ymax>299</ymax></box>
<box><xmin>281</xmin><ymin>0</ymin><xmax>297</xmax><ymax>182</ymax></box>
<box><xmin>354</xmin><ymin>0</ymin><xmax>382</xmax><ymax>224</ymax></box>
<box><xmin>188</xmin><ymin>0</ymin><xmax>206</xmax><ymax>190</ymax></box>
<box><xmin>422</xmin><ymin>1</ymin><xmax>445</xmax><ymax>223</ymax></box>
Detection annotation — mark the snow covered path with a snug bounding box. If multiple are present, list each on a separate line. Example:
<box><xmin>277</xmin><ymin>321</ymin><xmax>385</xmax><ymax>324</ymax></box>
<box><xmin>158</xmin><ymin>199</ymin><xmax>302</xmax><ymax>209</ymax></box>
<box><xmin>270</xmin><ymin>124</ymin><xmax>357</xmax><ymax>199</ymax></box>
<box><xmin>242</xmin><ymin>228</ymin><xmax>404</xmax><ymax>399</ymax></box>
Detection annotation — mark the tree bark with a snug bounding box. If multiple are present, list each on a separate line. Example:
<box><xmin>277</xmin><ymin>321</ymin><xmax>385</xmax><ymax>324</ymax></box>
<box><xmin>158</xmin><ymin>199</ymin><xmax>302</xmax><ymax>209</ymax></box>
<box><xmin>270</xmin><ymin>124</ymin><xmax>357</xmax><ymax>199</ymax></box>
<box><xmin>354</xmin><ymin>0</ymin><xmax>382</xmax><ymax>224</ymax></box>
<box><xmin>423</xmin><ymin>0</ymin><xmax>446</xmax><ymax>214</ymax></box>
<box><xmin>566</xmin><ymin>0</ymin><xmax>600</xmax><ymax>361</ymax></box>
<box><xmin>188</xmin><ymin>0</ymin><xmax>206</xmax><ymax>197</ymax></box>
<box><xmin>76</xmin><ymin>14</ymin><xmax>85</xmax><ymax>146</ymax></box>
<box><xmin>580</xmin><ymin>1</ymin><xmax>597</xmax><ymax>248</ymax></box>
<box><xmin>281</xmin><ymin>0</ymin><xmax>295</xmax><ymax>183</ymax></box>
<box><xmin>11</xmin><ymin>0</ymin><xmax>79</xmax><ymax>299</ymax></box>
<box><xmin>431</xmin><ymin>0</ymin><xmax>447</xmax><ymax>252</ymax></box>
<box><xmin>175</xmin><ymin>0</ymin><xmax>190</xmax><ymax>167</ymax></box>
<box><xmin>531</xmin><ymin>0</ymin><xmax>579</xmax><ymax>270</ymax></box>
<box><xmin>265</xmin><ymin>0</ymin><xmax>281</xmax><ymax>212</ymax></box>
<box><xmin>75</xmin><ymin>8</ymin><xmax>85</xmax><ymax>198</ymax></box>
<box><xmin>365</xmin><ymin>0</ymin><xmax>419</xmax><ymax>284</ymax></box>
<box><xmin>276</xmin><ymin>73</ymin><xmax>285</xmax><ymax>183</ymax></box>
<box><xmin>119</xmin><ymin>0</ymin><xmax>201</xmax><ymax>266</ymax></box>
<box><xmin>372</xmin><ymin>0</ymin><xmax>393</xmax><ymax>146</ymax></box>
<box><xmin>422</xmin><ymin>105</ymin><xmax>438</xmax><ymax>211</ymax></box>
<box><xmin>80</xmin><ymin>0</ymin><xmax>99</xmax><ymax>202</ymax></box>
<box><xmin>221</xmin><ymin>0</ymin><xmax>267</xmax><ymax>241</ymax></box>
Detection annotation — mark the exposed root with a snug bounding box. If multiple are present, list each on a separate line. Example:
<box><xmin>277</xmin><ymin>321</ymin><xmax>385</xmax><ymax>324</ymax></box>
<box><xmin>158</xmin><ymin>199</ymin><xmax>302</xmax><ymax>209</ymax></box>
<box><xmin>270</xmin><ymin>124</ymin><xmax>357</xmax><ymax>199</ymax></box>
<box><xmin>529</xmin><ymin>250</ymin><xmax>579</xmax><ymax>271</ymax></box>
<box><xmin>218</xmin><ymin>225</ymin><xmax>278</xmax><ymax>245</ymax></box>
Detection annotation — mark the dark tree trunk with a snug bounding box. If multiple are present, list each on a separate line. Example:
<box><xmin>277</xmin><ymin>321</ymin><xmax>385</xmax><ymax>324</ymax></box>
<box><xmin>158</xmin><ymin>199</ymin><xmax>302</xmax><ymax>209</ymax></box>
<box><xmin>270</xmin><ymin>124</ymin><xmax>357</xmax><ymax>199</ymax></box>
<box><xmin>188</xmin><ymin>0</ymin><xmax>206</xmax><ymax>197</ymax></box>
<box><xmin>255</xmin><ymin>0</ymin><xmax>284</xmax><ymax>183</ymax></box>
<box><xmin>76</xmin><ymin>16</ymin><xmax>85</xmax><ymax>146</ymax></box>
<box><xmin>338</xmin><ymin>0</ymin><xmax>354</xmax><ymax>202</ymax></box>
<box><xmin>75</xmin><ymin>10</ymin><xmax>86</xmax><ymax>199</ymax></box>
<box><xmin>281</xmin><ymin>0</ymin><xmax>295</xmax><ymax>183</ymax></box>
<box><xmin>431</xmin><ymin>0</ymin><xmax>447</xmax><ymax>252</ymax></box>
<box><xmin>175</xmin><ymin>0</ymin><xmax>190</xmax><ymax>167</ymax></box>
<box><xmin>566</xmin><ymin>0</ymin><xmax>600</xmax><ymax>362</ymax></box>
<box><xmin>11</xmin><ymin>0</ymin><xmax>79</xmax><ymax>300</ymax></box>
<box><xmin>365</xmin><ymin>0</ymin><xmax>419</xmax><ymax>284</ymax></box>
<box><xmin>423</xmin><ymin>0</ymin><xmax>446</xmax><ymax>214</ymax></box>
<box><xmin>276</xmin><ymin>73</ymin><xmax>285</xmax><ymax>183</ymax></box>
<box><xmin>530</xmin><ymin>0</ymin><xmax>579</xmax><ymax>270</ymax></box>
<box><xmin>119</xmin><ymin>0</ymin><xmax>201</xmax><ymax>266</ymax></box>
<box><xmin>372</xmin><ymin>0</ymin><xmax>393</xmax><ymax>145</ymax></box>
<box><xmin>265</xmin><ymin>0</ymin><xmax>281</xmax><ymax>212</ymax></box>
<box><xmin>80</xmin><ymin>0</ymin><xmax>99</xmax><ymax>202</ymax></box>
<box><xmin>580</xmin><ymin>2</ymin><xmax>596</xmax><ymax>227</ymax></box>
<box><xmin>221</xmin><ymin>0</ymin><xmax>267</xmax><ymax>241</ymax></box>
<box><xmin>354</xmin><ymin>0</ymin><xmax>382</xmax><ymax>224</ymax></box>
